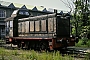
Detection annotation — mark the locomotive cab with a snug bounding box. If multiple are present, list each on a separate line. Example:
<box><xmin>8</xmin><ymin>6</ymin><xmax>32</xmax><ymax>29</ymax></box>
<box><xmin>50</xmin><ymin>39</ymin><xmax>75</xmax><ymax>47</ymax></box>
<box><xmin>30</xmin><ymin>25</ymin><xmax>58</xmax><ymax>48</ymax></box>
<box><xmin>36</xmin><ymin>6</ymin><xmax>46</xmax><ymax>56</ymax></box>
<box><xmin>56</xmin><ymin>13</ymin><xmax>70</xmax><ymax>37</ymax></box>
<box><xmin>5</xmin><ymin>9</ymin><xmax>31</xmax><ymax>43</ymax></box>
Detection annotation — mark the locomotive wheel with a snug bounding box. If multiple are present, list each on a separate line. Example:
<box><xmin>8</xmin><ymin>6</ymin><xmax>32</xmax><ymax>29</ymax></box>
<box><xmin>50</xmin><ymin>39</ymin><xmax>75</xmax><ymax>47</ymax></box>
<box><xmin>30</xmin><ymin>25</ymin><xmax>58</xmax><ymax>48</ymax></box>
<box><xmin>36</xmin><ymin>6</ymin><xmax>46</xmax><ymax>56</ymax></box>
<box><xmin>39</xmin><ymin>41</ymin><xmax>48</xmax><ymax>51</ymax></box>
<box><xmin>27</xmin><ymin>42</ymin><xmax>30</xmax><ymax>50</ymax></box>
<box><xmin>17</xmin><ymin>42</ymin><xmax>21</xmax><ymax>50</ymax></box>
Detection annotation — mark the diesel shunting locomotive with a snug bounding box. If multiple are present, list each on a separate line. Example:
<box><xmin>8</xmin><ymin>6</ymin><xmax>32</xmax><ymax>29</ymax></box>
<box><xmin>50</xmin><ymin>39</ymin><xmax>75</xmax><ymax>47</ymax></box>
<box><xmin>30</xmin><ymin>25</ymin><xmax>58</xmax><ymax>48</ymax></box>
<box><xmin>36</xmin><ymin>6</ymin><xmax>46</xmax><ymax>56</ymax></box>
<box><xmin>5</xmin><ymin>9</ymin><xmax>78</xmax><ymax>50</ymax></box>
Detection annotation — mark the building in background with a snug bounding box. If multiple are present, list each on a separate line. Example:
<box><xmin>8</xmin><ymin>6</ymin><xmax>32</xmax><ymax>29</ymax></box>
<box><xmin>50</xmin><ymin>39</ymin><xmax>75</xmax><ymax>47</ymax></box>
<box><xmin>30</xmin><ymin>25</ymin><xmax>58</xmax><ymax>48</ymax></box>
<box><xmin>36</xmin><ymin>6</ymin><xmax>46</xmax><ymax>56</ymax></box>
<box><xmin>0</xmin><ymin>1</ymin><xmax>68</xmax><ymax>39</ymax></box>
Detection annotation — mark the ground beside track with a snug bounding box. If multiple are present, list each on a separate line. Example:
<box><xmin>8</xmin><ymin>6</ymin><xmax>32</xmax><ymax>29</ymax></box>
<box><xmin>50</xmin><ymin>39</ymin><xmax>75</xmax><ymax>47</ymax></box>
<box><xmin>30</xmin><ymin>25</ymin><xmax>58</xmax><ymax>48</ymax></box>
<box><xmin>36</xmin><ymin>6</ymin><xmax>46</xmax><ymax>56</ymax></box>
<box><xmin>0</xmin><ymin>40</ymin><xmax>90</xmax><ymax>60</ymax></box>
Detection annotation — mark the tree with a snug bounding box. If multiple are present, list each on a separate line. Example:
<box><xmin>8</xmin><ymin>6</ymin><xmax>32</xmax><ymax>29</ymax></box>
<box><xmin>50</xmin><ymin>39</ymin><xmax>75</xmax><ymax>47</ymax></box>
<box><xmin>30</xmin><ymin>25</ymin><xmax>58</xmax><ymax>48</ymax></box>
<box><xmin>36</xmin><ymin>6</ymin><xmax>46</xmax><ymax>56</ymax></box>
<box><xmin>60</xmin><ymin>0</ymin><xmax>90</xmax><ymax>39</ymax></box>
<box><xmin>74</xmin><ymin>0</ymin><xmax>90</xmax><ymax>38</ymax></box>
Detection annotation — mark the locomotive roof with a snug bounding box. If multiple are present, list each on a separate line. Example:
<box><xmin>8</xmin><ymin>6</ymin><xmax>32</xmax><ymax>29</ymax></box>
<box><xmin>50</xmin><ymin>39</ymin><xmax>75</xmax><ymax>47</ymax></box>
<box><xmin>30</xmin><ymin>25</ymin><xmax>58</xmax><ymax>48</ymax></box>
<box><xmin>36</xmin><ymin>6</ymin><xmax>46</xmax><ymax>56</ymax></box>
<box><xmin>18</xmin><ymin>13</ymin><xmax>57</xmax><ymax>22</ymax></box>
<box><xmin>5</xmin><ymin>12</ymin><xmax>70</xmax><ymax>22</ymax></box>
<box><xmin>18</xmin><ymin>13</ymin><xmax>70</xmax><ymax>22</ymax></box>
<box><xmin>4</xmin><ymin>17</ymin><xmax>15</xmax><ymax>21</ymax></box>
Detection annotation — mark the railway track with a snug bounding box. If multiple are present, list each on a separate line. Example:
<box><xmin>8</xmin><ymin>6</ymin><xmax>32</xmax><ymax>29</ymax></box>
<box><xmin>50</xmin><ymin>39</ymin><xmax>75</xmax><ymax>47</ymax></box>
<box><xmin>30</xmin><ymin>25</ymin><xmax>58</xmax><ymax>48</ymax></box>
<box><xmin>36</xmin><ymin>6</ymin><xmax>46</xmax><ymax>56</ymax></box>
<box><xmin>61</xmin><ymin>47</ymin><xmax>90</xmax><ymax>59</ymax></box>
<box><xmin>0</xmin><ymin>40</ymin><xmax>90</xmax><ymax>59</ymax></box>
<box><xmin>2</xmin><ymin>44</ymin><xmax>90</xmax><ymax>59</ymax></box>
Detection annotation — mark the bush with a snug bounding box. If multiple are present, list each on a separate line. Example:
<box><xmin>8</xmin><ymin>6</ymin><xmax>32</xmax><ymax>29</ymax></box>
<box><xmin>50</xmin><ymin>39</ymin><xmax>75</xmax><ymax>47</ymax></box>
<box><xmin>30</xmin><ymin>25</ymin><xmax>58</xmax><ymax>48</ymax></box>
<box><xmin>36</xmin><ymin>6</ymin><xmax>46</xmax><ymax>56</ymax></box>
<box><xmin>75</xmin><ymin>39</ymin><xmax>83</xmax><ymax>47</ymax></box>
<box><xmin>86</xmin><ymin>40</ymin><xmax>90</xmax><ymax>47</ymax></box>
<box><xmin>75</xmin><ymin>38</ymin><xmax>90</xmax><ymax>47</ymax></box>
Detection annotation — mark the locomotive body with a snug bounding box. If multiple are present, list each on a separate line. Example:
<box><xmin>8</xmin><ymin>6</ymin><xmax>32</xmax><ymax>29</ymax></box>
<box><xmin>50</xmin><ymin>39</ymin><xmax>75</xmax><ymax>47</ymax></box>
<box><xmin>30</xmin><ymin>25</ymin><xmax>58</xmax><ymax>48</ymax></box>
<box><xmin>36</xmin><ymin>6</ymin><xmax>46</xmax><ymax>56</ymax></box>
<box><xmin>5</xmin><ymin>9</ymin><xmax>76</xmax><ymax>50</ymax></box>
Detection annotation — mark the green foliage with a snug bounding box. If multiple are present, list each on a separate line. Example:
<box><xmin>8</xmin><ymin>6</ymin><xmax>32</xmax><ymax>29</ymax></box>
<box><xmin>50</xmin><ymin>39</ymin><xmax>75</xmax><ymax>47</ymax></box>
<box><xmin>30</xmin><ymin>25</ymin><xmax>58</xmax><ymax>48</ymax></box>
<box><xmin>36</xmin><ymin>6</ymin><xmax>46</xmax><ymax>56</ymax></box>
<box><xmin>0</xmin><ymin>48</ymin><xmax>74</xmax><ymax>60</ymax></box>
<box><xmin>12</xmin><ymin>50</ymin><xmax>18</xmax><ymax>56</ymax></box>
<box><xmin>75</xmin><ymin>39</ymin><xmax>83</xmax><ymax>47</ymax></box>
<box><xmin>0</xmin><ymin>47</ymin><xmax>90</xmax><ymax>60</ymax></box>
<box><xmin>75</xmin><ymin>38</ymin><xmax>90</xmax><ymax>47</ymax></box>
<box><xmin>71</xmin><ymin>0</ymin><xmax>90</xmax><ymax>39</ymax></box>
<box><xmin>72</xmin><ymin>27</ymin><xmax>75</xmax><ymax>35</ymax></box>
<box><xmin>80</xmin><ymin>26</ymin><xmax>90</xmax><ymax>38</ymax></box>
<box><xmin>86</xmin><ymin>39</ymin><xmax>90</xmax><ymax>47</ymax></box>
